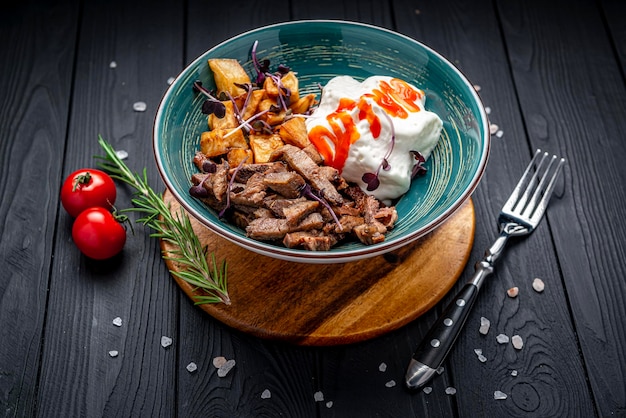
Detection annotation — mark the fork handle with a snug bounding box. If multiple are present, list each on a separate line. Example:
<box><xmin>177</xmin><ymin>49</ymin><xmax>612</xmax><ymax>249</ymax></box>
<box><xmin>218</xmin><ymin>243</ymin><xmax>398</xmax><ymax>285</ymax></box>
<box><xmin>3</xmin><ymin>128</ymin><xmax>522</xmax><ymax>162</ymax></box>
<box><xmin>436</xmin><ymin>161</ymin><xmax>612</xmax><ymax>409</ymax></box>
<box><xmin>405</xmin><ymin>227</ymin><xmax>515</xmax><ymax>389</ymax></box>
<box><xmin>405</xmin><ymin>257</ymin><xmax>497</xmax><ymax>389</ymax></box>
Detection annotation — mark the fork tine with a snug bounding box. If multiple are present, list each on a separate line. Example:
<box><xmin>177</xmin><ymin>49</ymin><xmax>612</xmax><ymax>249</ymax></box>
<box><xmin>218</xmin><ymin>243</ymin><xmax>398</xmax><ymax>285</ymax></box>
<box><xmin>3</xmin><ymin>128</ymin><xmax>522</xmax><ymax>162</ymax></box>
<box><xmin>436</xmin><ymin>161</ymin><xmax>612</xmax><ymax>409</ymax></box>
<box><xmin>528</xmin><ymin>155</ymin><xmax>565</xmax><ymax>224</ymax></box>
<box><xmin>502</xmin><ymin>149</ymin><xmax>543</xmax><ymax>212</ymax></box>
<box><xmin>514</xmin><ymin>151</ymin><xmax>550</xmax><ymax>212</ymax></box>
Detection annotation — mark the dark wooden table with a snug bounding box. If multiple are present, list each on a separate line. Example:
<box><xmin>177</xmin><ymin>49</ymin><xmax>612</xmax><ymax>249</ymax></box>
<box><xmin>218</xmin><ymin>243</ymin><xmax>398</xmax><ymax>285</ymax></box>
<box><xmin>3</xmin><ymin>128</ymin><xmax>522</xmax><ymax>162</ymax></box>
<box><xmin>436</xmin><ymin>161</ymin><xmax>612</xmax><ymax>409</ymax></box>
<box><xmin>2</xmin><ymin>0</ymin><xmax>625</xmax><ymax>417</ymax></box>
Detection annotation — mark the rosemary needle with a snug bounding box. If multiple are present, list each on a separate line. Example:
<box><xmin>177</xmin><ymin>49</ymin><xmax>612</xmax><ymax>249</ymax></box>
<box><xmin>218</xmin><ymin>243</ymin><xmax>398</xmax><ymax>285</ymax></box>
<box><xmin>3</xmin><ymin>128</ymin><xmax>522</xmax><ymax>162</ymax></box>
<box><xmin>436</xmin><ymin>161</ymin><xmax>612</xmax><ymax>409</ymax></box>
<box><xmin>96</xmin><ymin>136</ymin><xmax>230</xmax><ymax>305</ymax></box>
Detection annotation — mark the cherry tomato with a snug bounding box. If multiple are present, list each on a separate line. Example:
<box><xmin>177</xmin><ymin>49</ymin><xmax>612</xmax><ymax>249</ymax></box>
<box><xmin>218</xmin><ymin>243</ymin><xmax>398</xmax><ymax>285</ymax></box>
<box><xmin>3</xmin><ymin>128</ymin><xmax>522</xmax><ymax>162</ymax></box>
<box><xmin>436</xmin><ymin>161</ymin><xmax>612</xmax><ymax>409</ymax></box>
<box><xmin>72</xmin><ymin>207</ymin><xmax>126</xmax><ymax>260</ymax></box>
<box><xmin>61</xmin><ymin>169</ymin><xmax>116</xmax><ymax>217</ymax></box>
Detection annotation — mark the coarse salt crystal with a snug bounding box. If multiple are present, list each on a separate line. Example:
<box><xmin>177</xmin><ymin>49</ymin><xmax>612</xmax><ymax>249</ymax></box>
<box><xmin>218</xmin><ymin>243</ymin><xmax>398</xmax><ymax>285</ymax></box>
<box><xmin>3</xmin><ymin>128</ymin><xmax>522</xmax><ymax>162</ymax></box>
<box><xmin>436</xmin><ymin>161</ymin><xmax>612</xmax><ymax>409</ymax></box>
<box><xmin>112</xmin><ymin>317</ymin><xmax>122</xmax><ymax>327</ymax></box>
<box><xmin>474</xmin><ymin>85</ymin><xmax>482</xmax><ymax>92</ymax></box>
<box><xmin>496</xmin><ymin>130</ymin><xmax>504</xmax><ymax>138</ymax></box>
<box><xmin>436</xmin><ymin>366</ymin><xmax>445</xmax><ymax>375</ymax></box>
<box><xmin>474</xmin><ymin>348</ymin><xmax>483</xmax><ymax>355</ymax></box>
<box><xmin>261</xmin><ymin>389</ymin><xmax>271</xmax><ymax>399</ymax></box>
<box><xmin>109</xmin><ymin>61</ymin><xmax>117</xmax><ymax>69</ymax></box>
<box><xmin>186</xmin><ymin>362</ymin><xmax>197</xmax><ymax>373</ymax></box>
<box><xmin>478</xmin><ymin>354</ymin><xmax>487</xmax><ymax>363</ymax></box>
<box><xmin>479</xmin><ymin>317</ymin><xmax>491</xmax><ymax>335</ymax></box>
<box><xmin>161</xmin><ymin>336</ymin><xmax>172</xmax><ymax>348</ymax></box>
<box><xmin>213</xmin><ymin>356</ymin><xmax>227</xmax><ymax>368</ymax></box>
<box><xmin>512</xmin><ymin>335</ymin><xmax>524</xmax><ymax>350</ymax></box>
<box><xmin>385</xmin><ymin>380</ymin><xmax>396</xmax><ymax>388</ymax></box>
<box><xmin>379</xmin><ymin>362</ymin><xmax>387</xmax><ymax>372</ymax></box>
<box><xmin>115</xmin><ymin>150</ymin><xmax>128</xmax><ymax>160</ymax></box>
<box><xmin>496</xmin><ymin>334</ymin><xmax>509</xmax><ymax>344</ymax></box>
<box><xmin>494</xmin><ymin>390</ymin><xmax>508</xmax><ymax>400</ymax></box>
<box><xmin>533</xmin><ymin>278</ymin><xmax>545</xmax><ymax>292</ymax></box>
<box><xmin>485</xmin><ymin>106</ymin><xmax>492</xmax><ymax>115</ymax></box>
<box><xmin>314</xmin><ymin>391</ymin><xmax>324</xmax><ymax>402</ymax></box>
<box><xmin>490</xmin><ymin>123</ymin><xmax>499</xmax><ymax>135</ymax></box>
<box><xmin>326</xmin><ymin>401</ymin><xmax>333</xmax><ymax>408</ymax></box>
<box><xmin>423</xmin><ymin>386</ymin><xmax>433</xmax><ymax>394</ymax></box>
<box><xmin>445</xmin><ymin>387</ymin><xmax>457</xmax><ymax>395</ymax></box>
<box><xmin>507</xmin><ymin>287</ymin><xmax>519</xmax><ymax>298</ymax></box>
<box><xmin>217</xmin><ymin>359</ymin><xmax>236</xmax><ymax>377</ymax></box>
<box><xmin>108</xmin><ymin>350</ymin><xmax>119</xmax><ymax>357</ymax></box>
<box><xmin>133</xmin><ymin>101</ymin><xmax>147</xmax><ymax>112</ymax></box>
<box><xmin>511</xmin><ymin>370</ymin><xmax>518</xmax><ymax>377</ymax></box>
<box><xmin>167</xmin><ymin>76</ymin><xmax>175</xmax><ymax>85</ymax></box>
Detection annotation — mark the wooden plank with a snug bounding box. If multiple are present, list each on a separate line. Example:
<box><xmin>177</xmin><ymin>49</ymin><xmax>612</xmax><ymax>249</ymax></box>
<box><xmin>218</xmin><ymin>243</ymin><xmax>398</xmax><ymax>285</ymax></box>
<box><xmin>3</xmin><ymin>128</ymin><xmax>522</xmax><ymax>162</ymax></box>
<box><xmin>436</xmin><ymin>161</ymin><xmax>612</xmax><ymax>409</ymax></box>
<box><xmin>37</xmin><ymin>0</ymin><xmax>184</xmax><ymax>416</ymax></box>
<box><xmin>0</xmin><ymin>1</ymin><xmax>79</xmax><ymax>416</ymax></box>
<box><xmin>497</xmin><ymin>0</ymin><xmax>626</xmax><ymax>415</ymax></box>
<box><xmin>179</xmin><ymin>3</ymin><xmax>326</xmax><ymax>417</ymax></box>
<box><xmin>601</xmin><ymin>0</ymin><xmax>626</xmax><ymax>69</ymax></box>
<box><xmin>395</xmin><ymin>0</ymin><xmax>597</xmax><ymax>416</ymax></box>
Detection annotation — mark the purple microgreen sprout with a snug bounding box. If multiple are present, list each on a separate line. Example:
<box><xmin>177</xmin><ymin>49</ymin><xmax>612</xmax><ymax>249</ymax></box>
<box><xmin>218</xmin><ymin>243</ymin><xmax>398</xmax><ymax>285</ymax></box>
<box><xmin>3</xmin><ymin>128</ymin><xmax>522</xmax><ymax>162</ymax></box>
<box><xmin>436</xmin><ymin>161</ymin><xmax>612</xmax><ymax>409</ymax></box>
<box><xmin>361</xmin><ymin>109</ymin><xmax>396</xmax><ymax>191</ymax></box>
<box><xmin>299</xmin><ymin>184</ymin><xmax>343</xmax><ymax>231</ymax></box>
<box><xmin>219</xmin><ymin>157</ymin><xmax>249</xmax><ymax>218</ymax></box>
<box><xmin>410</xmin><ymin>151</ymin><xmax>427</xmax><ymax>178</ymax></box>
<box><xmin>193</xmin><ymin>80</ymin><xmax>226</xmax><ymax>118</ymax></box>
<box><xmin>265</xmin><ymin>73</ymin><xmax>291</xmax><ymax>111</ymax></box>
<box><xmin>251</xmin><ymin>40</ymin><xmax>270</xmax><ymax>85</ymax></box>
<box><xmin>223</xmin><ymin>109</ymin><xmax>271</xmax><ymax>139</ymax></box>
<box><xmin>189</xmin><ymin>173</ymin><xmax>212</xmax><ymax>199</ymax></box>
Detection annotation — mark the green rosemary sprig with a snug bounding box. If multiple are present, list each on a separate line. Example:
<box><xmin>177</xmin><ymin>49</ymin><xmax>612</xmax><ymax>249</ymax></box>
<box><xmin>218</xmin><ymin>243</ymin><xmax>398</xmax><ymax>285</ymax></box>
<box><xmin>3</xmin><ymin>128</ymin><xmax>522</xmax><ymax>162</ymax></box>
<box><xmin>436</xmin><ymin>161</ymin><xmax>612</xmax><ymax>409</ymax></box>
<box><xmin>96</xmin><ymin>136</ymin><xmax>230</xmax><ymax>305</ymax></box>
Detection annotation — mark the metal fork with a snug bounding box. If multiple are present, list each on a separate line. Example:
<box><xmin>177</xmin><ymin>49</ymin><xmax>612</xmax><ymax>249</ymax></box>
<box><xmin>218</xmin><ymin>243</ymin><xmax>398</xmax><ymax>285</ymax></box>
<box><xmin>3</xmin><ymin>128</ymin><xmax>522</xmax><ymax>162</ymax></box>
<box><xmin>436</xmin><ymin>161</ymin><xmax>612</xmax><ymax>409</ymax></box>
<box><xmin>405</xmin><ymin>149</ymin><xmax>566</xmax><ymax>390</ymax></box>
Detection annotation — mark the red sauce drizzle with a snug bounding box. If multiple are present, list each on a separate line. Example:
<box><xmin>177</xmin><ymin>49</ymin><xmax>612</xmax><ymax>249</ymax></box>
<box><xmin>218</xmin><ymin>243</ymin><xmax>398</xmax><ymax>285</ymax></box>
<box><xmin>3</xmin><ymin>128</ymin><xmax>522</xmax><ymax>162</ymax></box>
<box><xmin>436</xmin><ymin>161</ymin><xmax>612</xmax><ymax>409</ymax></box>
<box><xmin>308</xmin><ymin>78</ymin><xmax>423</xmax><ymax>171</ymax></box>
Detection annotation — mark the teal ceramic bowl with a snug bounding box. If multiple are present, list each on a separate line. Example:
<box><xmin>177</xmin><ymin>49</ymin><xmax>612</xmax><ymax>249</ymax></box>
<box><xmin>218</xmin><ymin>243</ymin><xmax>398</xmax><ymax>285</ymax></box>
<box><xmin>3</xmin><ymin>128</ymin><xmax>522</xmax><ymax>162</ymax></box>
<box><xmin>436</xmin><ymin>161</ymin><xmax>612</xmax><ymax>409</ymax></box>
<box><xmin>154</xmin><ymin>20</ymin><xmax>490</xmax><ymax>263</ymax></box>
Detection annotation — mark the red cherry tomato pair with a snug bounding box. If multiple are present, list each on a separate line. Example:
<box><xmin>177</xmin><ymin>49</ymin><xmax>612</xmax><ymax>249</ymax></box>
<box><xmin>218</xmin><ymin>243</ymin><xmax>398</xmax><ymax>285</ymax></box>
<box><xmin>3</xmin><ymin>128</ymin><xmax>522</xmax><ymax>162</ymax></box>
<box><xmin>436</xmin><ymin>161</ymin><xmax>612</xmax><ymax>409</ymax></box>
<box><xmin>61</xmin><ymin>169</ymin><xmax>126</xmax><ymax>260</ymax></box>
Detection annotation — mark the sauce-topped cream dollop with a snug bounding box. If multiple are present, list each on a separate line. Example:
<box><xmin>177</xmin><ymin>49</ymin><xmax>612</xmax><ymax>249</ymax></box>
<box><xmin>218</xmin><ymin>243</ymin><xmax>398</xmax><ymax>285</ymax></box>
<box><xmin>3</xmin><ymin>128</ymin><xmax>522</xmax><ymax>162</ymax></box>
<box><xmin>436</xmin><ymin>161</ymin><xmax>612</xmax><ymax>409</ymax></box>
<box><xmin>306</xmin><ymin>75</ymin><xmax>443</xmax><ymax>201</ymax></box>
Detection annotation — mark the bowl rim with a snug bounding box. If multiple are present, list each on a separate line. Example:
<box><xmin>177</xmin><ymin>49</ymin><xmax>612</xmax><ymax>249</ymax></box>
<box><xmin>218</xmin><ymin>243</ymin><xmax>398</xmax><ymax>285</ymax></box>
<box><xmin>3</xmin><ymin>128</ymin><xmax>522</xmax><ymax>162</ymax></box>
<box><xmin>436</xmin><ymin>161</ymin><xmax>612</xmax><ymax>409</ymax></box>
<box><xmin>153</xmin><ymin>19</ymin><xmax>490</xmax><ymax>264</ymax></box>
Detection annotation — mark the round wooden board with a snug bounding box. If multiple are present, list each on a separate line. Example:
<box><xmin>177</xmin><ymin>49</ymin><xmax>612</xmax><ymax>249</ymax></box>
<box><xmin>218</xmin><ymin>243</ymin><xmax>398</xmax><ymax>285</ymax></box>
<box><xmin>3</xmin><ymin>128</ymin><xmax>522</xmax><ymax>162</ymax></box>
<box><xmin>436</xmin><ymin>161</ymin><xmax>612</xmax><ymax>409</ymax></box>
<box><xmin>160</xmin><ymin>190</ymin><xmax>475</xmax><ymax>346</ymax></box>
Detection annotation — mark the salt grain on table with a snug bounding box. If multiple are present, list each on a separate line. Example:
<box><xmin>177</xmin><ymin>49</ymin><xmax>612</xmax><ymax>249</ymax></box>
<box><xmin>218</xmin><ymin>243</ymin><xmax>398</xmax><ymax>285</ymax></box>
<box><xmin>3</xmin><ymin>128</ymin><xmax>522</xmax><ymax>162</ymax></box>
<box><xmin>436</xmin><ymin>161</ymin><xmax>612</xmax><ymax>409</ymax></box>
<box><xmin>115</xmin><ymin>150</ymin><xmax>128</xmax><ymax>160</ymax></box>
<box><xmin>167</xmin><ymin>76</ymin><xmax>175</xmax><ymax>85</ymax></box>
<box><xmin>490</xmin><ymin>123</ymin><xmax>499</xmax><ymax>135</ymax></box>
<box><xmin>436</xmin><ymin>366</ymin><xmax>445</xmax><ymax>375</ymax></box>
<box><xmin>217</xmin><ymin>359</ymin><xmax>236</xmax><ymax>377</ymax></box>
<box><xmin>479</xmin><ymin>316</ymin><xmax>491</xmax><ymax>335</ymax></box>
<box><xmin>213</xmin><ymin>356</ymin><xmax>227</xmax><ymax>368</ymax></box>
<box><xmin>314</xmin><ymin>391</ymin><xmax>324</xmax><ymax>402</ymax></box>
<box><xmin>494</xmin><ymin>390</ymin><xmax>508</xmax><ymax>400</ymax></box>
<box><xmin>445</xmin><ymin>387</ymin><xmax>457</xmax><ymax>395</ymax></box>
<box><xmin>133</xmin><ymin>101</ymin><xmax>147</xmax><ymax>112</ymax></box>
<box><xmin>326</xmin><ymin>401</ymin><xmax>333</xmax><ymax>408</ymax></box>
<box><xmin>385</xmin><ymin>380</ymin><xmax>396</xmax><ymax>388</ymax></box>
<box><xmin>533</xmin><ymin>278</ymin><xmax>545</xmax><ymax>292</ymax></box>
<box><xmin>496</xmin><ymin>130</ymin><xmax>504</xmax><ymax>138</ymax></box>
<box><xmin>108</xmin><ymin>350</ymin><xmax>119</xmax><ymax>357</ymax></box>
<box><xmin>485</xmin><ymin>106</ymin><xmax>492</xmax><ymax>114</ymax></box>
<box><xmin>112</xmin><ymin>317</ymin><xmax>122</xmax><ymax>327</ymax></box>
<box><xmin>261</xmin><ymin>389</ymin><xmax>271</xmax><ymax>399</ymax></box>
<box><xmin>496</xmin><ymin>334</ymin><xmax>509</xmax><ymax>344</ymax></box>
<box><xmin>378</xmin><ymin>362</ymin><xmax>387</xmax><ymax>372</ymax></box>
<box><xmin>423</xmin><ymin>386</ymin><xmax>433</xmax><ymax>394</ymax></box>
<box><xmin>186</xmin><ymin>362</ymin><xmax>198</xmax><ymax>373</ymax></box>
<box><xmin>512</xmin><ymin>335</ymin><xmax>524</xmax><ymax>350</ymax></box>
<box><xmin>511</xmin><ymin>370</ymin><xmax>518</xmax><ymax>377</ymax></box>
<box><xmin>161</xmin><ymin>336</ymin><xmax>173</xmax><ymax>348</ymax></box>
<box><xmin>109</xmin><ymin>61</ymin><xmax>117</xmax><ymax>69</ymax></box>
<box><xmin>507</xmin><ymin>287</ymin><xmax>519</xmax><ymax>298</ymax></box>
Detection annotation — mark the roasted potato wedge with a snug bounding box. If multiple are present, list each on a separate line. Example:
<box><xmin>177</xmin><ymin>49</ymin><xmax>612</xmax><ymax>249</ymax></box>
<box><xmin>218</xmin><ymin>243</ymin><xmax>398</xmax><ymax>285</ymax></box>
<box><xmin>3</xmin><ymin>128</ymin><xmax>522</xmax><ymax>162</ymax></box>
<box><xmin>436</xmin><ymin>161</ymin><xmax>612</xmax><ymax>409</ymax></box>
<box><xmin>200</xmin><ymin>128</ymin><xmax>248</xmax><ymax>157</ymax></box>
<box><xmin>208</xmin><ymin>100</ymin><xmax>238</xmax><ymax>130</ymax></box>
<box><xmin>278</xmin><ymin>117</ymin><xmax>310</xmax><ymax>149</ymax></box>
<box><xmin>227</xmin><ymin>148</ymin><xmax>253</xmax><ymax>167</ymax></box>
<box><xmin>208</xmin><ymin>58</ymin><xmax>250</xmax><ymax>97</ymax></box>
<box><xmin>249</xmin><ymin>134</ymin><xmax>285</xmax><ymax>163</ymax></box>
<box><xmin>263</xmin><ymin>71</ymin><xmax>300</xmax><ymax>104</ymax></box>
<box><xmin>290</xmin><ymin>93</ymin><xmax>317</xmax><ymax>115</ymax></box>
<box><xmin>241</xmin><ymin>89</ymin><xmax>266</xmax><ymax>121</ymax></box>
